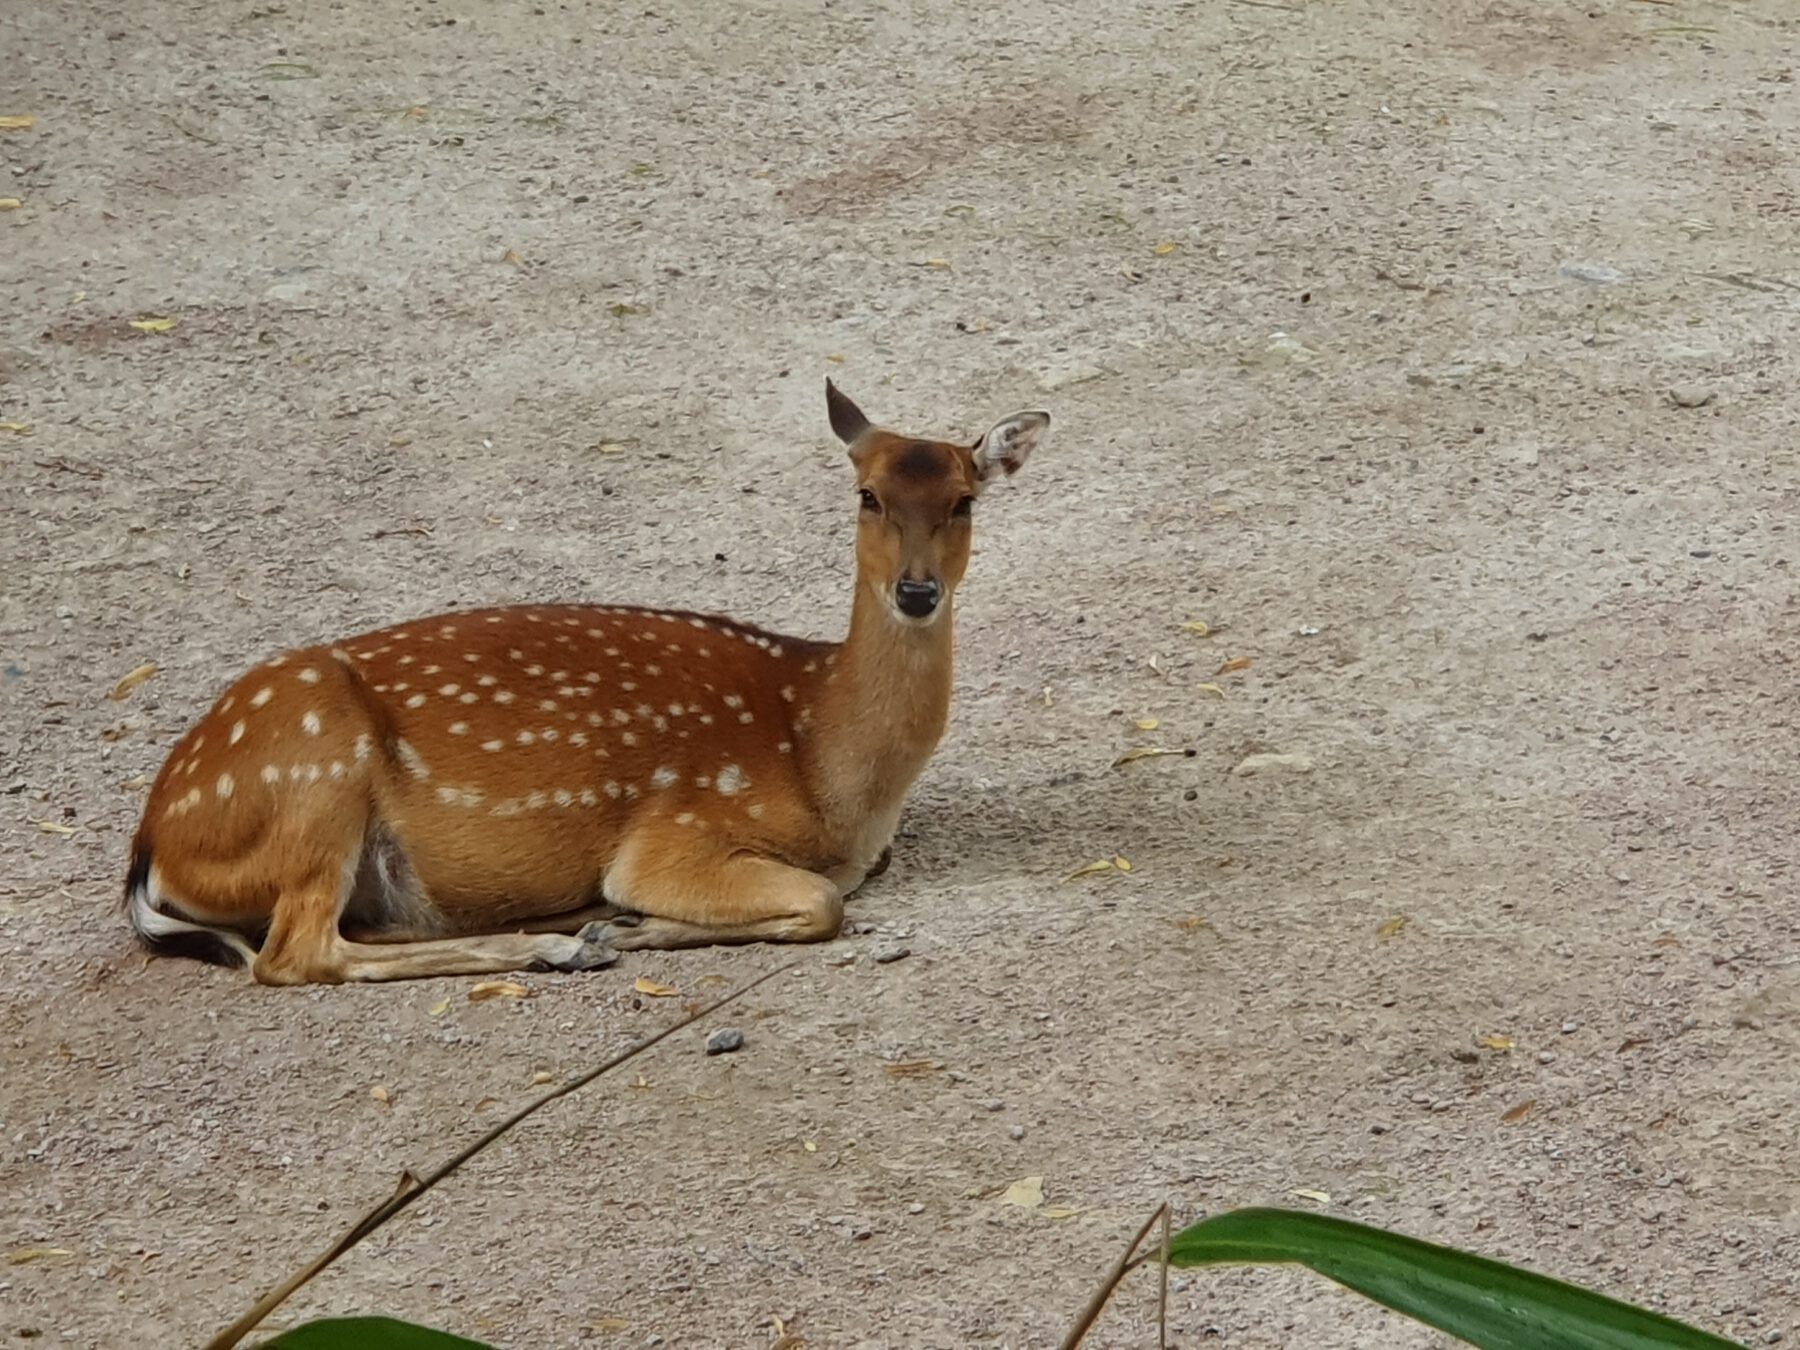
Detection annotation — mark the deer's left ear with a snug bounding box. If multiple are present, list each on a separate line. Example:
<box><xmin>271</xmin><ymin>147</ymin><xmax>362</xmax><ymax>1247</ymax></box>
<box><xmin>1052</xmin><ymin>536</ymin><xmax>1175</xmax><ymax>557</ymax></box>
<box><xmin>972</xmin><ymin>410</ymin><xmax>1050</xmax><ymax>482</ymax></box>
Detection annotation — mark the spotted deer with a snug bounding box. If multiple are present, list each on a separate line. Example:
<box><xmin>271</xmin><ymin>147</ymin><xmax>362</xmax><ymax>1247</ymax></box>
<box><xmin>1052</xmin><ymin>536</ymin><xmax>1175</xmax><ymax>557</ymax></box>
<box><xmin>124</xmin><ymin>381</ymin><xmax>1049</xmax><ymax>985</ymax></box>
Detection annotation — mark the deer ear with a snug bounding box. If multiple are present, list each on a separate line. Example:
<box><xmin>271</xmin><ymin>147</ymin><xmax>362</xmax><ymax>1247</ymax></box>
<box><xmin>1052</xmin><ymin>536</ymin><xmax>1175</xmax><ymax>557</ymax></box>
<box><xmin>973</xmin><ymin>410</ymin><xmax>1049</xmax><ymax>481</ymax></box>
<box><xmin>826</xmin><ymin>379</ymin><xmax>871</xmax><ymax>445</ymax></box>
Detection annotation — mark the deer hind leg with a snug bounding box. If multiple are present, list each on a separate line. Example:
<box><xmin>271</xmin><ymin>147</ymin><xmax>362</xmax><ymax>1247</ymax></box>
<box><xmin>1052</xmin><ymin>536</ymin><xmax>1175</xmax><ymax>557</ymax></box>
<box><xmin>582</xmin><ymin>824</ymin><xmax>844</xmax><ymax>953</ymax></box>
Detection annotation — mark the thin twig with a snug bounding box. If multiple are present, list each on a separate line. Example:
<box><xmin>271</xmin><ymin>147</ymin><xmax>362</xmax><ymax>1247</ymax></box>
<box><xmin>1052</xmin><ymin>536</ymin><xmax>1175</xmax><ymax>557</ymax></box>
<box><xmin>1157</xmin><ymin>1204</ymin><xmax>1171</xmax><ymax>1348</ymax></box>
<box><xmin>202</xmin><ymin>961</ymin><xmax>796</xmax><ymax>1350</ymax></box>
<box><xmin>1058</xmin><ymin>1203</ymin><xmax>1169</xmax><ymax>1350</ymax></box>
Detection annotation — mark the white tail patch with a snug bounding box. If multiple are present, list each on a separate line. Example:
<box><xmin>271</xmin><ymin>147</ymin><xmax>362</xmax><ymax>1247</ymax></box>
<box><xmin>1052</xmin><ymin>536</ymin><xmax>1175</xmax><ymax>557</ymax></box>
<box><xmin>128</xmin><ymin>869</ymin><xmax>258</xmax><ymax>966</ymax></box>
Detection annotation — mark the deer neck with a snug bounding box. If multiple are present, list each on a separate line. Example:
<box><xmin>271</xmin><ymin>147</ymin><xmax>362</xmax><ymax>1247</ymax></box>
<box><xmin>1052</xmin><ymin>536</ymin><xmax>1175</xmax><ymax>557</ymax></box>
<box><xmin>802</xmin><ymin>583</ymin><xmax>955</xmax><ymax>846</ymax></box>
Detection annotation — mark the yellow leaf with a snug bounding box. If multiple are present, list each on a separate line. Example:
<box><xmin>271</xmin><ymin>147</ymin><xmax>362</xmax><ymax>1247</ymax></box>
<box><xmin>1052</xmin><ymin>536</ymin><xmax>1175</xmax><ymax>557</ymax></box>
<box><xmin>1195</xmin><ymin>682</ymin><xmax>1225</xmax><ymax>699</ymax></box>
<box><xmin>501</xmin><ymin>248</ymin><xmax>524</xmax><ymax>266</ymax></box>
<box><xmin>530</xmin><ymin>1070</ymin><xmax>554</xmax><ymax>1085</ymax></box>
<box><xmin>1216</xmin><ymin>656</ymin><xmax>1253</xmax><ymax>675</ymax></box>
<box><xmin>468</xmin><ymin>979</ymin><xmax>533</xmax><ymax>1001</ymax></box>
<box><xmin>1501</xmin><ymin>1099</ymin><xmax>1536</xmax><ymax>1124</ymax></box>
<box><xmin>1000</xmin><ymin>1176</ymin><xmax>1045</xmax><ymax>1208</ymax></box>
<box><xmin>803</xmin><ymin>1140</ymin><xmax>817</xmax><ymax>1153</ymax></box>
<box><xmin>129</xmin><ymin>317</ymin><xmax>176</xmax><ymax>332</ymax></box>
<box><xmin>1134</xmin><ymin>717</ymin><xmax>1160</xmax><ymax>730</ymax></box>
<box><xmin>369</xmin><ymin>1085</ymin><xmax>391</xmax><ymax>1105</ymax></box>
<box><xmin>8</xmin><ymin>1247</ymin><xmax>73</xmax><ymax>1265</ymax></box>
<box><xmin>1478</xmin><ymin>1034</ymin><xmax>1515</xmax><ymax>1052</ymax></box>
<box><xmin>882</xmin><ymin>1059</ymin><xmax>939</xmax><ymax>1077</ymax></box>
<box><xmin>0</xmin><ymin>116</ymin><xmax>36</xmax><ymax>131</ymax></box>
<box><xmin>629</xmin><ymin>1074</ymin><xmax>651</xmax><ymax>1091</ymax></box>
<box><xmin>36</xmin><ymin>821</ymin><xmax>76</xmax><ymax>835</ymax></box>
<box><xmin>589</xmin><ymin>1319</ymin><xmax>630</xmax><ymax>1333</ymax></box>
<box><xmin>108</xmin><ymin>662</ymin><xmax>159</xmax><ymax>701</ymax></box>
<box><xmin>0</xmin><ymin>422</ymin><xmax>32</xmax><ymax>435</ymax></box>
<box><xmin>1063</xmin><ymin>858</ymin><xmax>1116</xmax><ymax>881</ymax></box>
<box><xmin>0</xmin><ymin>198</ymin><xmax>20</xmax><ymax>211</ymax></box>
<box><xmin>1154</xmin><ymin>241</ymin><xmax>1179</xmax><ymax>256</ymax></box>
<box><xmin>925</xmin><ymin>257</ymin><xmax>951</xmax><ymax>269</ymax></box>
<box><xmin>1041</xmin><ymin>1205</ymin><xmax>1083</xmax><ymax>1220</ymax></box>
<box><xmin>595</xmin><ymin>441</ymin><xmax>627</xmax><ymax>455</ymax></box>
<box><xmin>1112</xmin><ymin>746</ymin><xmax>1186</xmax><ymax>767</ymax></box>
<box><xmin>427</xmin><ymin>999</ymin><xmax>450</xmax><ymax>1016</ymax></box>
<box><xmin>633</xmin><ymin>976</ymin><xmax>678</xmax><ymax>997</ymax></box>
<box><xmin>826</xmin><ymin>352</ymin><xmax>846</xmax><ymax>363</ymax></box>
<box><xmin>1172</xmin><ymin>915</ymin><xmax>1209</xmax><ymax>931</ymax></box>
<box><xmin>1113</xmin><ymin>855</ymin><xmax>1133</xmax><ymax>872</ymax></box>
<box><xmin>1290</xmin><ymin>1188</ymin><xmax>1332</xmax><ymax>1205</ymax></box>
<box><xmin>1181</xmin><ymin>620</ymin><xmax>1211</xmax><ymax>636</ymax></box>
<box><xmin>1376</xmin><ymin>915</ymin><xmax>1410</xmax><ymax>941</ymax></box>
<box><xmin>473</xmin><ymin>1095</ymin><xmax>500</xmax><ymax>1111</ymax></box>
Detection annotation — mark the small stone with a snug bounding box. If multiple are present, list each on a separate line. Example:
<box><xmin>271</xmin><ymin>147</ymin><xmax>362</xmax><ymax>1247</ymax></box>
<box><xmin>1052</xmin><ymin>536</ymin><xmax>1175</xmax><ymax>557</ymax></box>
<box><xmin>1008</xmin><ymin>1124</ymin><xmax>1026</xmax><ymax>1141</ymax></box>
<box><xmin>982</xmin><ymin>1098</ymin><xmax>1004</xmax><ymax>1113</ymax></box>
<box><xmin>1560</xmin><ymin>1020</ymin><xmax>1581</xmax><ymax>1034</ymax></box>
<box><xmin>705</xmin><ymin>1028</ymin><xmax>744</xmax><ymax>1056</ymax></box>
<box><xmin>1690</xmin><ymin>548</ymin><xmax>1714</xmax><ymax>559</ymax></box>
<box><xmin>1369</xmin><ymin>1122</ymin><xmax>1390</xmax><ymax>1135</ymax></box>
<box><xmin>1559</xmin><ymin>260</ymin><xmax>1624</xmax><ymax>285</ymax></box>
<box><xmin>907</xmin><ymin>1202</ymin><xmax>925</xmax><ymax>1215</ymax></box>
<box><xmin>872</xmin><ymin>944</ymin><xmax>911</xmax><ymax>965</ymax></box>
<box><xmin>1537</xmin><ymin>1051</ymin><xmax>1556</xmax><ymax>1064</ymax></box>
<box><xmin>1668</xmin><ymin>382</ymin><xmax>1715</xmax><ymax>409</ymax></box>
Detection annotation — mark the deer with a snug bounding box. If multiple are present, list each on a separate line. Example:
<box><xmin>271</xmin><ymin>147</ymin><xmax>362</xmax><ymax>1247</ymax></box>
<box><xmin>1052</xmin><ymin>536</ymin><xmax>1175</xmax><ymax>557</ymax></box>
<box><xmin>123</xmin><ymin>381</ymin><xmax>1049</xmax><ymax>986</ymax></box>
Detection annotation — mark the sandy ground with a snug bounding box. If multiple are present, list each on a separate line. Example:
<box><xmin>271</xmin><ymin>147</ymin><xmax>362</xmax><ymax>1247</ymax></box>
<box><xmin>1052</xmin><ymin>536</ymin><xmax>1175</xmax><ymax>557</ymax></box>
<box><xmin>4</xmin><ymin>0</ymin><xmax>1799</xmax><ymax>1345</ymax></box>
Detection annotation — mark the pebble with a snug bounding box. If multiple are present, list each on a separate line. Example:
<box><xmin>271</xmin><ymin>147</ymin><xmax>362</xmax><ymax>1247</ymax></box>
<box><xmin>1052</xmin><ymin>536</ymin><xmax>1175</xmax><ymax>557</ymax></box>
<box><xmin>1008</xmin><ymin>1125</ymin><xmax>1026</xmax><ymax>1141</ymax></box>
<box><xmin>982</xmin><ymin>1098</ymin><xmax>1005</xmax><ymax>1113</ymax></box>
<box><xmin>1537</xmin><ymin>1051</ymin><xmax>1557</xmax><ymax>1064</ymax></box>
<box><xmin>705</xmin><ymin>1028</ymin><xmax>744</xmax><ymax>1056</ymax></box>
<box><xmin>1560</xmin><ymin>1021</ymin><xmax>1581</xmax><ymax>1034</ymax></box>
<box><xmin>1668</xmin><ymin>382</ymin><xmax>1716</xmax><ymax>408</ymax></box>
<box><xmin>907</xmin><ymin>1202</ymin><xmax>925</xmax><ymax>1215</ymax></box>
<box><xmin>1559</xmin><ymin>260</ymin><xmax>1624</xmax><ymax>285</ymax></box>
<box><xmin>872</xmin><ymin>944</ymin><xmax>911</xmax><ymax>965</ymax></box>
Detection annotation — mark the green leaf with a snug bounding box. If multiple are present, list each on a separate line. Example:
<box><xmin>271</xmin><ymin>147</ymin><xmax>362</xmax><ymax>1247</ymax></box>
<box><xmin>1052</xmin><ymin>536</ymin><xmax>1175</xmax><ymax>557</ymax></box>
<box><xmin>260</xmin><ymin>1316</ymin><xmax>495</xmax><ymax>1349</ymax></box>
<box><xmin>1165</xmin><ymin>1207</ymin><xmax>1743</xmax><ymax>1350</ymax></box>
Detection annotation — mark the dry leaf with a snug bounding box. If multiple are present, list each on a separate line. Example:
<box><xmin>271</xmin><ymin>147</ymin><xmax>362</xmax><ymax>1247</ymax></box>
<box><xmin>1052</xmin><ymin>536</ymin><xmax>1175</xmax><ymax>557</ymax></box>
<box><xmin>630</xmin><ymin>1074</ymin><xmax>651</xmax><ymax>1090</ymax></box>
<box><xmin>607</xmin><ymin>303</ymin><xmax>648</xmax><ymax>318</ymax></box>
<box><xmin>826</xmin><ymin>352</ymin><xmax>846</xmax><ymax>363</ymax></box>
<box><xmin>1112</xmin><ymin>746</ymin><xmax>1186</xmax><ymax>767</ymax></box>
<box><xmin>595</xmin><ymin>441</ymin><xmax>627</xmax><ymax>455</ymax></box>
<box><xmin>468</xmin><ymin>979</ymin><xmax>533</xmax><ymax>1001</ymax></box>
<box><xmin>108</xmin><ymin>663</ymin><xmax>159</xmax><ymax>701</ymax></box>
<box><xmin>1113</xmin><ymin>855</ymin><xmax>1133</xmax><ymax>872</ymax></box>
<box><xmin>36</xmin><ymin>821</ymin><xmax>76</xmax><ymax>835</ymax></box>
<box><xmin>1501</xmin><ymin>1099</ymin><xmax>1536</xmax><ymax>1124</ymax></box>
<box><xmin>1064</xmin><ymin>858</ymin><xmax>1117</xmax><ymax>881</ymax></box>
<box><xmin>0</xmin><ymin>116</ymin><xmax>35</xmax><ymax>131</ymax></box>
<box><xmin>1042</xmin><ymin>686</ymin><xmax>1054</xmax><ymax>707</ymax></box>
<box><xmin>1172</xmin><ymin>915</ymin><xmax>1209</xmax><ymax>931</ymax></box>
<box><xmin>1154</xmin><ymin>241</ymin><xmax>1179</xmax><ymax>256</ymax></box>
<box><xmin>369</xmin><ymin>1085</ymin><xmax>391</xmax><ymax>1105</ymax></box>
<box><xmin>1195</xmin><ymin>682</ymin><xmax>1225</xmax><ymax>699</ymax></box>
<box><xmin>530</xmin><ymin>1070</ymin><xmax>554</xmax><ymax>1085</ymax></box>
<box><xmin>924</xmin><ymin>257</ymin><xmax>951</xmax><ymax>269</ymax></box>
<box><xmin>1376</xmin><ymin>915</ymin><xmax>1410</xmax><ymax>941</ymax></box>
<box><xmin>501</xmin><ymin>248</ymin><xmax>524</xmax><ymax>266</ymax></box>
<box><xmin>1041</xmin><ymin>1205</ymin><xmax>1083</xmax><ymax>1220</ymax></box>
<box><xmin>1290</xmin><ymin>1188</ymin><xmax>1332</xmax><ymax>1205</ymax></box>
<box><xmin>633</xmin><ymin>976</ymin><xmax>679</xmax><ymax>997</ymax></box>
<box><xmin>1000</xmin><ymin>1176</ymin><xmax>1045</xmax><ymax>1208</ymax></box>
<box><xmin>473</xmin><ymin>1095</ymin><xmax>500</xmax><ymax>1112</ymax></box>
<box><xmin>129</xmin><ymin>317</ymin><xmax>177</xmax><ymax>332</ymax></box>
<box><xmin>0</xmin><ymin>198</ymin><xmax>20</xmax><ymax>211</ymax></box>
<box><xmin>1231</xmin><ymin>752</ymin><xmax>1313</xmax><ymax>777</ymax></box>
<box><xmin>1181</xmin><ymin>620</ymin><xmax>1212</xmax><ymax>636</ymax></box>
<box><xmin>427</xmin><ymin>998</ymin><xmax>450</xmax><ymax>1016</ymax></box>
<box><xmin>802</xmin><ymin>1140</ymin><xmax>817</xmax><ymax>1153</ymax></box>
<box><xmin>7</xmin><ymin>1247</ymin><xmax>73</xmax><ymax>1265</ymax></box>
<box><xmin>1133</xmin><ymin>717</ymin><xmax>1160</xmax><ymax>730</ymax></box>
<box><xmin>588</xmin><ymin>1319</ymin><xmax>630</xmax><ymax>1333</ymax></box>
<box><xmin>0</xmin><ymin>422</ymin><xmax>32</xmax><ymax>435</ymax></box>
<box><xmin>882</xmin><ymin>1059</ymin><xmax>939</xmax><ymax>1077</ymax></box>
<box><xmin>1216</xmin><ymin>656</ymin><xmax>1253</xmax><ymax>675</ymax></box>
<box><xmin>1478</xmin><ymin>1034</ymin><xmax>1515</xmax><ymax>1052</ymax></box>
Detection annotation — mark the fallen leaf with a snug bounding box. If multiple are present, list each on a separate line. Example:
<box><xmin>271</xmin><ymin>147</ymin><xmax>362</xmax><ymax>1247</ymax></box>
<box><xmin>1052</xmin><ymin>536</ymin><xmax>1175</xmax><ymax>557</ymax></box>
<box><xmin>1377</xmin><ymin>915</ymin><xmax>1410</xmax><ymax>941</ymax></box>
<box><xmin>0</xmin><ymin>116</ymin><xmax>35</xmax><ymax>131</ymax></box>
<box><xmin>468</xmin><ymin>979</ymin><xmax>533</xmax><ymax>1001</ymax></box>
<box><xmin>501</xmin><ymin>248</ymin><xmax>524</xmax><ymax>266</ymax></box>
<box><xmin>1133</xmin><ymin>717</ymin><xmax>1160</xmax><ymax>730</ymax></box>
<box><xmin>1000</xmin><ymin>1176</ymin><xmax>1046</xmax><ymax>1208</ymax></box>
<box><xmin>427</xmin><ymin>998</ymin><xmax>450</xmax><ymax>1016</ymax></box>
<box><xmin>128</xmin><ymin>317</ymin><xmax>177</xmax><ymax>333</ymax></box>
<box><xmin>1042</xmin><ymin>686</ymin><xmax>1054</xmax><ymax>707</ymax></box>
<box><xmin>922</xmin><ymin>257</ymin><xmax>951</xmax><ymax>269</ymax></box>
<box><xmin>1181</xmin><ymin>620</ymin><xmax>1212</xmax><ymax>636</ymax></box>
<box><xmin>1172</xmin><ymin>915</ymin><xmax>1209</xmax><ymax>931</ymax></box>
<box><xmin>0</xmin><ymin>198</ymin><xmax>20</xmax><ymax>211</ymax></box>
<box><xmin>0</xmin><ymin>422</ymin><xmax>32</xmax><ymax>435</ymax></box>
<box><xmin>108</xmin><ymin>663</ymin><xmax>159</xmax><ymax>701</ymax></box>
<box><xmin>633</xmin><ymin>976</ymin><xmax>679</xmax><ymax>997</ymax></box>
<box><xmin>7</xmin><ymin>1247</ymin><xmax>73</xmax><ymax>1265</ymax></box>
<box><xmin>36</xmin><ymin>821</ymin><xmax>76</xmax><ymax>835</ymax></box>
<box><xmin>588</xmin><ymin>1319</ymin><xmax>630</xmax><ymax>1333</ymax></box>
<box><xmin>826</xmin><ymin>352</ymin><xmax>846</xmax><ymax>363</ymax></box>
<box><xmin>530</xmin><ymin>1070</ymin><xmax>554</xmax><ymax>1085</ymax></box>
<box><xmin>369</xmin><ymin>1085</ymin><xmax>391</xmax><ymax>1105</ymax></box>
<box><xmin>1112</xmin><ymin>746</ymin><xmax>1187</xmax><ymax>767</ymax></box>
<box><xmin>1216</xmin><ymin>656</ymin><xmax>1253</xmax><ymax>675</ymax></box>
<box><xmin>1040</xmin><ymin>1205</ymin><xmax>1083</xmax><ymax>1220</ymax></box>
<box><xmin>1195</xmin><ymin>682</ymin><xmax>1225</xmax><ymax>699</ymax></box>
<box><xmin>1290</xmin><ymin>1188</ymin><xmax>1332</xmax><ymax>1205</ymax></box>
<box><xmin>595</xmin><ymin>441</ymin><xmax>628</xmax><ymax>455</ymax></box>
<box><xmin>122</xmin><ymin>773</ymin><xmax>151</xmax><ymax>789</ymax></box>
<box><xmin>803</xmin><ymin>1140</ymin><xmax>817</xmax><ymax>1153</ymax></box>
<box><xmin>881</xmin><ymin>1059</ymin><xmax>939</xmax><ymax>1077</ymax></box>
<box><xmin>1501</xmin><ymin>1099</ymin><xmax>1536</xmax><ymax>1124</ymax></box>
<box><xmin>1113</xmin><ymin>855</ymin><xmax>1133</xmax><ymax>872</ymax></box>
<box><xmin>473</xmin><ymin>1095</ymin><xmax>500</xmax><ymax>1112</ymax></box>
<box><xmin>1231</xmin><ymin>751</ymin><xmax>1314</xmax><ymax>777</ymax></box>
<box><xmin>630</xmin><ymin>1074</ymin><xmax>651</xmax><ymax>1091</ymax></box>
<box><xmin>607</xmin><ymin>302</ymin><xmax>648</xmax><ymax>318</ymax></box>
<box><xmin>1154</xmin><ymin>241</ymin><xmax>1180</xmax><ymax>257</ymax></box>
<box><xmin>1064</xmin><ymin>858</ymin><xmax>1117</xmax><ymax>881</ymax></box>
<box><xmin>1478</xmin><ymin>1034</ymin><xmax>1515</xmax><ymax>1052</ymax></box>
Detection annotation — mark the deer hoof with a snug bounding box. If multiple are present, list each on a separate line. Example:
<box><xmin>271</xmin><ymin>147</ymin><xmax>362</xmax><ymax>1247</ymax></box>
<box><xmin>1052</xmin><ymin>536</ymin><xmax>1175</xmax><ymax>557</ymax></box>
<box><xmin>558</xmin><ymin>923</ymin><xmax>621</xmax><ymax>971</ymax></box>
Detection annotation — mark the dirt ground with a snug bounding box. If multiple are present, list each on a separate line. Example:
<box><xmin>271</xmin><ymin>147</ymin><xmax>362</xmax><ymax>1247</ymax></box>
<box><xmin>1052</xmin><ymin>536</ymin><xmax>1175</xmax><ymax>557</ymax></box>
<box><xmin>4</xmin><ymin>0</ymin><xmax>1799</xmax><ymax>1345</ymax></box>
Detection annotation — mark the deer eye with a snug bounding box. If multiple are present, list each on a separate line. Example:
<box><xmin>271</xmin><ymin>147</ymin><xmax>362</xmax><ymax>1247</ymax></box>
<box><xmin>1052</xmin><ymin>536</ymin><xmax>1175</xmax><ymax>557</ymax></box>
<box><xmin>953</xmin><ymin>495</ymin><xmax>974</xmax><ymax>518</ymax></box>
<box><xmin>858</xmin><ymin>488</ymin><xmax>880</xmax><ymax>513</ymax></box>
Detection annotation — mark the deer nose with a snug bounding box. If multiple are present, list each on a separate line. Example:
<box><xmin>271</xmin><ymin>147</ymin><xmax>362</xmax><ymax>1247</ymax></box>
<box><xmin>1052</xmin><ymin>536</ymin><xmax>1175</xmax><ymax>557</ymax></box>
<box><xmin>894</xmin><ymin>578</ymin><xmax>942</xmax><ymax>618</ymax></box>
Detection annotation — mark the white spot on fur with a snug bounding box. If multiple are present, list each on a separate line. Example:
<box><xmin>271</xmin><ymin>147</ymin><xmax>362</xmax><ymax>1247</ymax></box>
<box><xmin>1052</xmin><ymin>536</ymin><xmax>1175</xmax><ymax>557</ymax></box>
<box><xmin>698</xmin><ymin>714</ymin><xmax>714</xmax><ymax>726</ymax></box>
<box><xmin>716</xmin><ymin>764</ymin><xmax>746</xmax><ymax>796</ymax></box>
<box><xmin>651</xmin><ymin>766</ymin><xmax>678</xmax><ymax>789</ymax></box>
<box><xmin>780</xmin><ymin>686</ymin><xmax>795</xmax><ymax>703</ymax></box>
<box><xmin>260</xmin><ymin>765</ymin><xmax>280</xmax><ymax>785</ymax></box>
<box><xmin>354</xmin><ymin>733</ymin><xmax>373</xmax><ymax>761</ymax></box>
<box><xmin>465</xmin><ymin>652</ymin><xmax>482</xmax><ymax>663</ymax></box>
<box><xmin>481</xmin><ymin>738</ymin><xmax>504</xmax><ymax>752</ymax></box>
<box><xmin>769</xmin><ymin>644</ymin><xmax>783</xmax><ymax>658</ymax></box>
<box><xmin>604</xmin><ymin>781</ymin><xmax>622</xmax><ymax>798</ymax></box>
<box><xmin>802</xmin><ymin>661</ymin><xmax>817</xmax><ymax>674</ymax></box>
<box><xmin>297</xmin><ymin>667</ymin><xmax>321</xmax><ymax>684</ymax></box>
<box><xmin>526</xmin><ymin>790</ymin><xmax>547</xmax><ymax>810</ymax></box>
<box><xmin>491</xmin><ymin>798</ymin><xmax>524</xmax><ymax>817</ymax></box>
<box><xmin>738</xmin><ymin>711</ymin><xmax>754</xmax><ymax>724</ymax></box>
<box><xmin>405</xmin><ymin>693</ymin><xmax>427</xmax><ymax>709</ymax></box>
<box><xmin>539</xmin><ymin>698</ymin><xmax>558</xmax><ymax>712</ymax></box>
<box><xmin>554</xmin><ymin>789</ymin><xmax>573</xmax><ymax>807</ymax></box>
<box><xmin>777</xmin><ymin>741</ymin><xmax>793</xmax><ymax>754</ymax></box>
<box><xmin>542</xmin><ymin>728</ymin><xmax>560</xmax><ymax>742</ymax></box>
<box><xmin>250</xmin><ymin>687</ymin><xmax>274</xmax><ymax>709</ymax></box>
<box><xmin>448</xmin><ymin>721</ymin><xmax>468</xmax><ymax>736</ymax></box>
<box><xmin>478</xmin><ymin>674</ymin><xmax>498</xmax><ymax>687</ymax></box>
<box><xmin>329</xmin><ymin>761</ymin><xmax>346</xmax><ymax>778</ymax></box>
<box><xmin>525</xmin><ymin>664</ymin><xmax>545</xmax><ymax>677</ymax></box>
<box><xmin>302</xmin><ymin>710</ymin><xmax>322</xmax><ymax>736</ymax></box>
<box><xmin>229</xmin><ymin>720</ymin><xmax>246</xmax><ymax>746</ymax></box>
<box><xmin>570</xmin><ymin>732</ymin><xmax>589</xmax><ymax>748</ymax></box>
<box><xmin>620</xmin><ymin>731</ymin><xmax>638</xmax><ymax>746</ymax></box>
<box><xmin>517</xmin><ymin>730</ymin><xmax>536</xmax><ymax>746</ymax></box>
<box><xmin>747</xmin><ymin>802</ymin><xmax>765</xmax><ymax>819</ymax></box>
<box><xmin>397</xmin><ymin>740</ymin><xmax>430</xmax><ymax>780</ymax></box>
<box><xmin>440</xmin><ymin>683</ymin><xmax>460</xmax><ymax>697</ymax></box>
<box><xmin>579</xmin><ymin>787</ymin><xmax>598</xmax><ymax>806</ymax></box>
<box><xmin>215</xmin><ymin>772</ymin><xmax>235</xmax><ymax>799</ymax></box>
<box><xmin>723</xmin><ymin>694</ymin><xmax>743</xmax><ymax>709</ymax></box>
<box><xmin>398</xmin><ymin>655</ymin><xmax>415</xmax><ymax>667</ymax></box>
<box><xmin>675</xmin><ymin>811</ymin><xmax>695</xmax><ymax>825</ymax></box>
